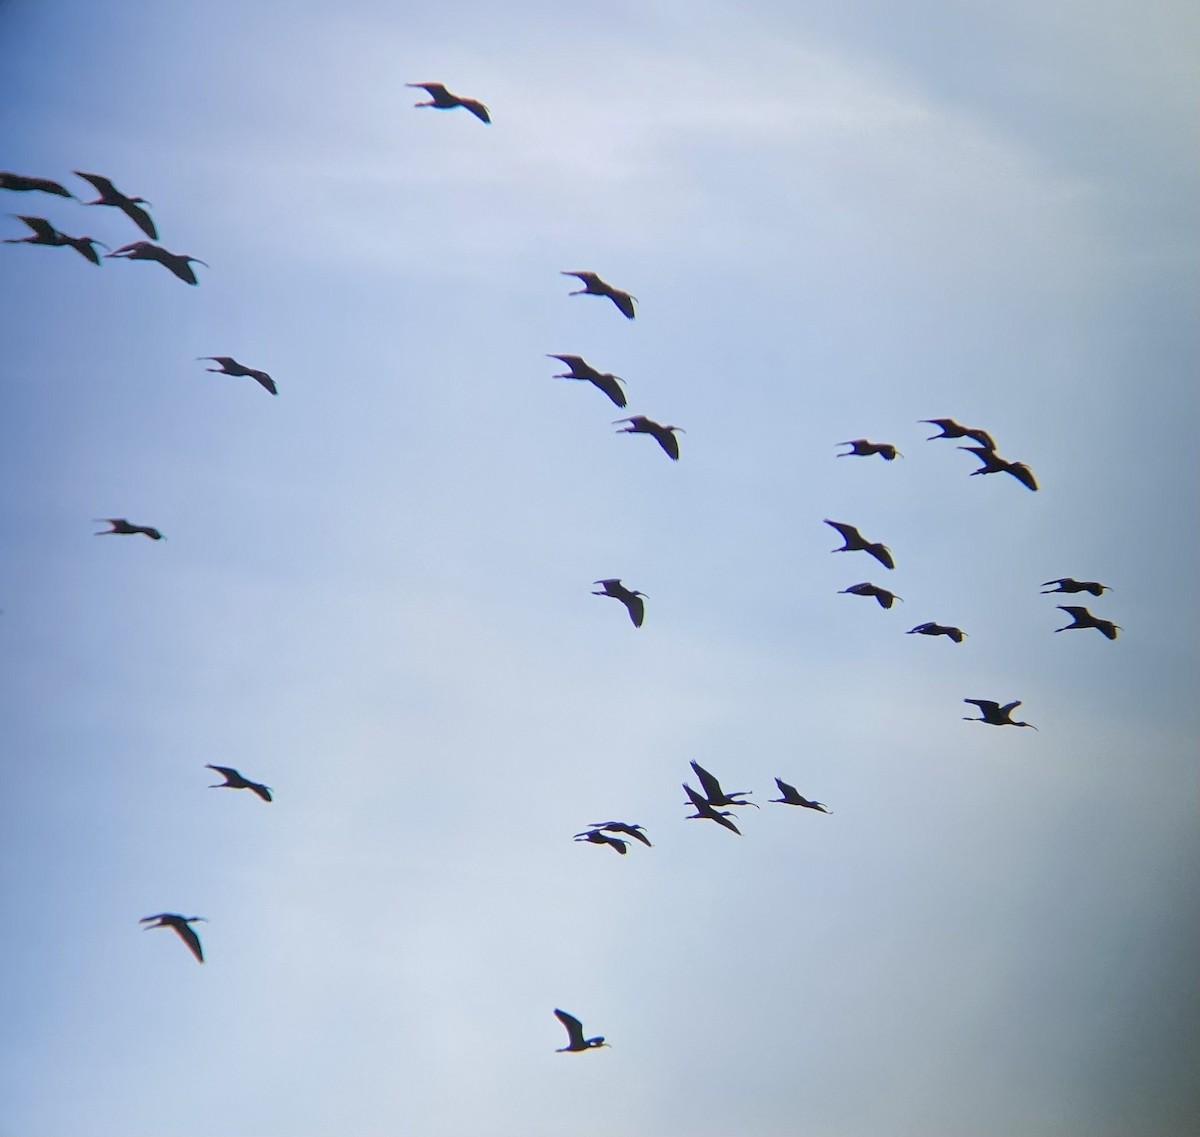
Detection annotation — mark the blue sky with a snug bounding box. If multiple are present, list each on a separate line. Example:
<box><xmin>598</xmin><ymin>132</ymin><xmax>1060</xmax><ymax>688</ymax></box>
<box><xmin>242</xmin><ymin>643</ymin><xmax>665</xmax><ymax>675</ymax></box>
<box><xmin>1</xmin><ymin>2</ymin><xmax>1197</xmax><ymax>1135</ymax></box>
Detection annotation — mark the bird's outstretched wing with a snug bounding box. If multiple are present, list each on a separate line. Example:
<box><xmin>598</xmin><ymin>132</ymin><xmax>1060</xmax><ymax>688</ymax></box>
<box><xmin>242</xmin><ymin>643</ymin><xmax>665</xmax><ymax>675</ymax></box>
<box><xmin>963</xmin><ymin>698</ymin><xmax>998</xmax><ymax>713</ymax></box>
<box><xmin>14</xmin><ymin>215</ymin><xmax>62</xmax><ymax>240</ymax></box>
<box><xmin>459</xmin><ymin>98</ymin><xmax>491</xmax><ymax>123</ymax></box>
<box><xmin>248</xmin><ymin>781</ymin><xmax>273</xmax><ymax>802</ymax></box>
<box><xmin>824</xmin><ymin>519</ymin><xmax>859</xmax><ymax>544</ymax></box>
<box><xmin>689</xmin><ymin>761</ymin><xmax>722</xmax><ymax>802</ymax></box>
<box><xmin>554</xmin><ymin>1009</ymin><xmax>586</xmax><ymax>1049</ymax></box>
<box><xmin>206</xmin><ymin>764</ymin><xmax>239</xmax><ymax>782</ymax></box>
<box><xmin>173</xmin><ymin>921</ymin><xmax>204</xmax><ymax>963</ymax></box>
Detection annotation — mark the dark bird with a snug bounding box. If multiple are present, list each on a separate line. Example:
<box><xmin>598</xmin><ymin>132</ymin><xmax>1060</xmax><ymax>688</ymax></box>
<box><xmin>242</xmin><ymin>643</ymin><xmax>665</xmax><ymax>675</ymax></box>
<box><xmin>1054</xmin><ymin>605</ymin><xmax>1120</xmax><ymax>640</ymax></box>
<box><xmin>554</xmin><ymin>1009</ymin><xmax>609</xmax><ymax>1052</ymax></box>
<box><xmin>547</xmin><ymin>354</ymin><xmax>627</xmax><ymax>408</ymax></box>
<box><xmin>73</xmin><ymin>171</ymin><xmax>157</xmax><ymax>239</ymax></box>
<box><xmin>613</xmin><ymin>416</ymin><xmax>683</xmax><ymax>460</ymax></box>
<box><xmin>561</xmin><ymin>271</ymin><xmax>636</xmax><ymax>319</ymax></box>
<box><xmin>406</xmin><ymin>82</ymin><xmax>490</xmax><ymax>123</ymax></box>
<box><xmin>573</xmin><ymin>829</ymin><xmax>628</xmax><ymax>855</ymax></box>
<box><xmin>920</xmin><ymin>418</ymin><xmax>997</xmax><ymax>451</ymax></box>
<box><xmin>140</xmin><ymin>913</ymin><xmax>206</xmax><ymax>963</ymax></box>
<box><xmin>958</xmin><ymin>446</ymin><xmax>1038</xmax><ymax>492</ymax></box>
<box><xmin>206</xmin><ymin>764</ymin><xmax>272</xmax><ymax>802</ymax></box>
<box><xmin>683</xmin><ymin>782</ymin><xmax>742</xmax><ymax>834</ymax></box>
<box><xmin>592</xmin><ymin>578</ymin><xmax>646</xmax><ymax>627</ymax></box>
<box><xmin>825</xmin><ymin>519</ymin><xmax>894</xmax><ymax>569</ymax></box>
<box><xmin>197</xmin><ymin>356</ymin><xmax>277</xmax><ymax>395</ymax></box>
<box><xmin>689</xmin><ymin>759</ymin><xmax>757</xmax><ymax>809</ymax></box>
<box><xmin>105</xmin><ymin>240</ymin><xmax>207</xmax><ymax>284</ymax></box>
<box><xmin>907</xmin><ymin>621</ymin><xmax>967</xmax><ymax>643</ymax></box>
<box><xmin>0</xmin><ymin>172</ymin><xmax>73</xmax><ymax>198</ymax></box>
<box><xmin>4</xmin><ymin>215</ymin><xmax>108</xmax><ymax>263</ymax></box>
<box><xmin>94</xmin><ymin>518</ymin><xmax>163</xmax><ymax>540</ymax></box>
<box><xmin>588</xmin><ymin>821</ymin><xmax>651</xmax><ymax>847</ymax></box>
<box><xmin>1041</xmin><ymin>578</ymin><xmax>1111</xmax><ymax>596</ymax></box>
<box><xmin>963</xmin><ymin>698</ymin><xmax>1037</xmax><ymax>729</ymax></box>
<box><xmin>769</xmin><ymin>778</ymin><xmax>831</xmax><ymax>813</ymax></box>
<box><xmin>837</xmin><ymin>439</ymin><xmax>902</xmax><ymax>460</ymax></box>
<box><xmin>839</xmin><ymin>582</ymin><xmax>902</xmax><ymax>609</ymax></box>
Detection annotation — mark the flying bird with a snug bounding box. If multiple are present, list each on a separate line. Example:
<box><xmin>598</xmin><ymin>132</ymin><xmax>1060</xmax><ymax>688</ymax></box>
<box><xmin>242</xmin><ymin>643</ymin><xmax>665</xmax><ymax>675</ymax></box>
<box><xmin>689</xmin><ymin>760</ymin><xmax>757</xmax><ymax>809</ymax></box>
<box><xmin>561</xmin><ymin>271</ymin><xmax>636</xmax><ymax>319</ymax></box>
<box><xmin>1041</xmin><ymin>578</ymin><xmax>1111</xmax><ymax>596</ymax></box>
<box><xmin>958</xmin><ymin>446</ymin><xmax>1038</xmax><ymax>491</ymax></box>
<box><xmin>907</xmin><ymin>621</ymin><xmax>967</xmax><ymax>643</ymax></box>
<box><xmin>73</xmin><ymin>171</ymin><xmax>158</xmax><ymax>239</ymax></box>
<box><xmin>206</xmin><ymin>764</ymin><xmax>272</xmax><ymax>802</ymax></box>
<box><xmin>554</xmin><ymin>1009</ymin><xmax>609</xmax><ymax>1052</ymax></box>
<box><xmin>547</xmin><ymin>354</ymin><xmax>626</xmax><ymax>408</ymax></box>
<box><xmin>920</xmin><ymin>418</ymin><xmax>997</xmax><ymax>451</ymax></box>
<box><xmin>592</xmin><ymin>578</ymin><xmax>646</xmax><ymax>627</ymax></box>
<box><xmin>3</xmin><ymin>215</ymin><xmax>108</xmax><ymax>263</ymax></box>
<box><xmin>769</xmin><ymin>778</ymin><xmax>832</xmax><ymax>813</ymax></box>
<box><xmin>105</xmin><ymin>241</ymin><xmax>207</xmax><ymax>284</ymax></box>
<box><xmin>838</xmin><ymin>582</ymin><xmax>902</xmax><ymax>609</ymax></box>
<box><xmin>963</xmin><ymin>699</ymin><xmax>1037</xmax><ymax>729</ymax></box>
<box><xmin>140</xmin><ymin>913</ymin><xmax>206</xmax><ymax>962</ymax></box>
<box><xmin>94</xmin><ymin>518</ymin><xmax>164</xmax><ymax>540</ymax></box>
<box><xmin>406</xmin><ymin>82</ymin><xmax>490</xmax><ymax>123</ymax></box>
<box><xmin>613</xmin><ymin>416</ymin><xmax>683</xmax><ymax>460</ymax></box>
<box><xmin>573</xmin><ymin>829</ymin><xmax>628</xmax><ymax>854</ymax></box>
<box><xmin>197</xmin><ymin>356</ymin><xmax>277</xmax><ymax>395</ymax></box>
<box><xmin>1054</xmin><ymin>606</ymin><xmax>1120</xmax><ymax>640</ymax></box>
<box><xmin>825</xmin><ymin>520</ymin><xmax>894</xmax><ymax>569</ymax></box>
<box><xmin>0</xmin><ymin>172</ymin><xmax>73</xmax><ymax>198</ymax></box>
<box><xmin>837</xmin><ymin>439</ymin><xmax>902</xmax><ymax>460</ymax></box>
<box><xmin>683</xmin><ymin>782</ymin><xmax>742</xmax><ymax>834</ymax></box>
<box><xmin>588</xmin><ymin>821</ymin><xmax>651</xmax><ymax>847</ymax></box>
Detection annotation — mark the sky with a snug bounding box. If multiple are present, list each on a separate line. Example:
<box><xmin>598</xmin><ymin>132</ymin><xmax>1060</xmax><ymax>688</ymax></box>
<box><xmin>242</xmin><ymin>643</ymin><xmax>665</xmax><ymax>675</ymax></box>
<box><xmin>0</xmin><ymin>1</ymin><xmax>1197</xmax><ymax>1135</ymax></box>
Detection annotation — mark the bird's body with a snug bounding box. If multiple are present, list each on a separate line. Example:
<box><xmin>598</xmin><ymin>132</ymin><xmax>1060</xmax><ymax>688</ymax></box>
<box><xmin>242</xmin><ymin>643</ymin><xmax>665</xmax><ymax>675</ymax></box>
<box><xmin>0</xmin><ymin>172</ymin><xmax>73</xmax><ymax>198</ymax></box>
<box><xmin>689</xmin><ymin>760</ymin><xmax>757</xmax><ymax>809</ymax></box>
<box><xmin>1041</xmin><ymin>578</ymin><xmax>1111</xmax><ymax>596</ymax></box>
<box><xmin>206</xmin><ymin>764</ymin><xmax>272</xmax><ymax>802</ymax></box>
<box><xmin>547</xmin><ymin>354</ymin><xmax>626</xmax><ymax>408</ymax></box>
<box><xmin>73</xmin><ymin>171</ymin><xmax>157</xmax><ymax>239</ymax></box>
<box><xmin>588</xmin><ymin>821</ymin><xmax>651</xmax><ymax>847</ymax></box>
<box><xmin>562</xmin><ymin>271</ymin><xmax>636</xmax><ymax>319</ymax></box>
<box><xmin>907</xmin><ymin>621</ymin><xmax>966</xmax><ymax>643</ymax></box>
<box><xmin>613</xmin><ymin>416</ymin><xmax>682</xmax><ymax>460</ymax></box>
<box><xmin>106</xmin><ymin>241</ymin><xmax>206</xmax><ymax>284</ymax></box>
<box><xmin>839</xmin><ymin>582</ymin><xmax>902</xmax><ymax>609</ymax></box>
<box><xmin>592</xmin><ymin>578</ymin><xmax>646</xmax><ymax>627</ymax></box>
<box><xmin>959</xmin><ymin>446</ymin><xmax>1038</xmax><ymax>491</ymax></box>
<box><xmin>837</xmin><ymin>439</ymin><xmax>902</xmax><ymax>460</ymax></box>
<box><xmin>94</xmin><ymin>518</ymin><xmax>163</xmax><ymax>540</ymax></box>
<box><xmin>554</xmin><ymin>1009</ymin><xmax>609</xmax><ymax>1052</ymax></box>
<box><xmin>197</xmin><ymin>356</ymin><xmax>277</xmax><ymax>395</ymax></box>
<box><xmin>683</xmin><ymin>782</ymin><xmax>742</xmax><ymax>834</ymax></box>
<box><xmin>920</xmin><ymin>418</ymin><xmax>996</xmax><ymax>451</ymax></box>
<box><xmin>1054</xmin><ymin>605</ymin><xmax>1120</xmax><ymax>640</ymax></box>
<box><xmin>406</xmin><ymin>82</ymin><xmax>490</xmax><ymax>123</ymax></box>
<box><xmin>140</xmin><ymin>913</ymin><xmax>206</xmax><ymax>962</ymax></box>
<box><xmin>825</xmin><ymin>519</ymin><xmax>894</xmax><ymax>569</ymax></box>
<box><xmin>963</xmin><ymin>698</ymin><xmax>1037</xmax><ymax>729</ymax></box>
<box><xmin>573</xmin><ymin>829</ymin><xmax>628</xmax><ymax>854</ymax></box>
<box><xmin>4</xmin><ymin>215</ymin><xmax>107</xmax><ymax>263</ymax></box>
<box><xmin>769</xmin><ymin>778</ymin><xmax>831</xmax><ymax>813</ymax></box>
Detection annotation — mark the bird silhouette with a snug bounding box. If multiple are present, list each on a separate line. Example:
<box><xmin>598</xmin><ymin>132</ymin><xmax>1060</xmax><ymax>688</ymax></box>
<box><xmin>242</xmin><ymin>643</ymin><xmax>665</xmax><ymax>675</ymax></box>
<box><xmin>837</xmin><ymin>439</ymin><xmax>902</xmax><ymax>460</ymax></box>
<box><xmin>907</xmin><ymin>621</ymin><xmax>967</xmax><ymax>643</ymax></box>
<box><xmin>920</xmin><ymin>418</ymin><xmax>996</xmax><ymax>450</ymax></box>
<box><xmin>406</xmin><ymin>82</ymin><xmax>490</xmax><ymax>123</ymax></box>
<box><xmin>554</xmin><ymin>1009</ymin><xmax>609</xmax><ymax>1052</ymax></box>
<box><xmin>683</xmin><ymin>782</ymin><xmax>742</xmax><ymax>834</ymax></box>
<box><xmin>197</xmin><ymin>356</ymin><xmax>277</xmax><ymax>395</ymax></box>
<box><xmin>1041</xmin><ymin>578</ymin><xmax>1111</xmax><ymax>596</ymax></box>
<box><xmin>4</xmin><ymin>215</ymin><xmax>108</xmax><ymax>263</ymax></box>
<box><xmin>1054</xmin><ymin>606</ymin><xmax>1120</xmax><ymax>640</ymax></box>
<box><xmin>72</xmin><ymin>171</ymin><xmax>157</xmax><ymax>239</ymax></box>
<box><xmin>963</xmin><ymin>699</ymin><xmax>1037</xmax><ymax>729</ymax></box>
<box><xmin>613</xmin><ymin>416</ymin><xmax>683</xmax><ymax>460</ymax></box>
<box><xmin>573</xmin><ymin>829</ymin><xmax>628</xmax><ymax>854</ymax></box>
<box><xmin>140</xmin><ymin>914</ymin><xmax>206</xmax><ymax>962</ymax></box>
<box><xmin>561</xmin><ymin>271</ymin><xmax>636</xmax><ymax>319</ymax></box>
<box><xmin>689</xmin><ymin>760</ymin><xmax>757</xmax><ymax>809</ymax></box>
<box><xmin>825</xmin><ymin>520</ymin><xmax>894</xmax><ymax>569</ymax></box>
<box><xmin>547</xmin><ymin>354</ymin><xmax>627</xmax><ymax>408</ymax></box>
<box><xmin>0</xmin><ymin>172</ymin><xmax>73</xmax><ymax>198</ymax></box>
<box><xmin>105</xmin><ymin>241</ymin><xmax>207</xmax><ymax>284</ymax></box>
<box><xmin>592</xmin><ymin>579</ymin><xmax>646</xmax><ymax>627</ymax></box>
<box><xmin>206</xmin><ymin>764</ymin><xmax>272</xmax><ymax>802</ymax></box>
<box><xmin>838</xmin><ymin>582</ymin><xmax>902</xmax><ymax>609</ymax></box>
<box><xmin>958</xmin><ymin>446</ymin><xmax>1038</xmax><ymax>491</ymax></box>
<box><xmin>94</xmin><ymin>518</ymin><xmax>164</xmax><ymax>540</ymax></box>
<box><xmin>769</xmin><ymin>778</ymin><xmax>832</xmax><ymax>812</ymax></box>
<box><xmin>588</xmin><ymin>821</ymin><xmax>651</xmax><ymax>847</ymax></box>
